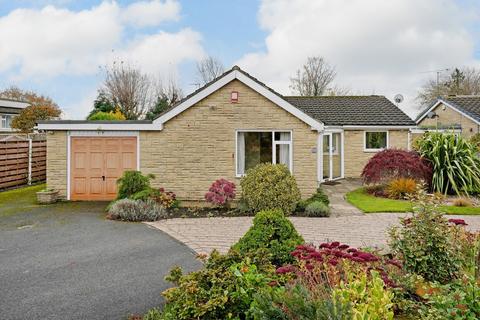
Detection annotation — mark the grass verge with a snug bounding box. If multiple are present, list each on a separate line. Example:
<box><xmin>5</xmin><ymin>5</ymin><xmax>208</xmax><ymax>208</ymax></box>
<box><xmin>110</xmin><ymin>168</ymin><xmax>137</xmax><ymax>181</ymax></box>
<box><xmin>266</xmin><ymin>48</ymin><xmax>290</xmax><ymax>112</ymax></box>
<box><xmin>346</xmin><ymin>188</ymin><xmax>480</xmax><ymax>215</ymax></box>
<box><xmin>0</xmin><ymin>184</ymin><xmax>45</xmax><ymax>217</ymax></box>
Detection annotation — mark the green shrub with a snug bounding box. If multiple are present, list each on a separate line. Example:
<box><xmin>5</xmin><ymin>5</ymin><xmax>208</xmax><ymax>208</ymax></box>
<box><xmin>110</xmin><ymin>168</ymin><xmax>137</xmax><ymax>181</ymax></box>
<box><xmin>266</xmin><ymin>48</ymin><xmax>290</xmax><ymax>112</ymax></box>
<box><xmin>304</xmin><ymin>201</ymin><xmax>330</xmax><ymax>217</ymax></box>
<box><xmin>470</xmin><ymin>133</ymin><xmax>480</xmax><ymax>152</ymax></box>
<box><xmin>333</xmin><ymin>271</ymin><xmax>394</xmax><ymax>320</ymax></box>
<box><xmin>108</xmin><ymin>198</ymin><xmax>167</xmax><ymax>222</ymax></box>
<box><xmin>87</xmin><ymin>109</ymin><xmax>125</xmax><ymax>120</ymax></box>
<box><xmin>143</xmin><ymin>308</ymin><xmax>162</xmax><ymax>320</ymax></box>
<box><xmin>159</xmin><ymin>250</ymin><xmax>275</xmax><ymax>320</ymax></box>
<box><xmin>240</xmin><ymin>163</ymin><xmax>301</xmax><ymax>214</ymax></box>
<box><xmin>389</xmin><ymin>190</ymin><xmax>462</xmax><ymax>283</ymax></box>
<box><xmin>116</xmin><ymin>171</ymin><xmax>154</xmax><ymax>199</ymax></box>
<box><xmin>415</xmin><ymin>132</ymin><xmax>480</xmax><ymax>195</ymax></box>
<box><xmin>232</xmin><ymin>209</ymin><xmax>304</xmax><ymax>266</ymax></box>
<box><xmin>296</xmin><ymin>186</ymin><xmax>330</xmax><ymax>212</ymax></box>
<box><xmin>250</xmin><ymin>283</ymin><xmax>352</xmax><ymax>320</ymax></box>
<box><xmin>131</xmin><ymin>188</ymin><xmax>160</xmax><ymax>201</ymax></box>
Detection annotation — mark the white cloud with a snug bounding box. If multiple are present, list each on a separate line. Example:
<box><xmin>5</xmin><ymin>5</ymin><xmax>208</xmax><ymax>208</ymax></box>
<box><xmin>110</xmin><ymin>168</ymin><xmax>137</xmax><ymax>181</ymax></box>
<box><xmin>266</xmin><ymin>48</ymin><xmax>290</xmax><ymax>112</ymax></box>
<box><xmin>237</xmin><ymin>0</ymin><xmax>480</xmax><ymax>116</ymax></box>
<box><xmin>0</xmin><ymin>0</ymin><xmax>202</xmax><ymax>80</ymax></box>
<box><xmin>122</xmin><ymin>0</ymin><xmax>180</xmax><ymax>27</ymax></box>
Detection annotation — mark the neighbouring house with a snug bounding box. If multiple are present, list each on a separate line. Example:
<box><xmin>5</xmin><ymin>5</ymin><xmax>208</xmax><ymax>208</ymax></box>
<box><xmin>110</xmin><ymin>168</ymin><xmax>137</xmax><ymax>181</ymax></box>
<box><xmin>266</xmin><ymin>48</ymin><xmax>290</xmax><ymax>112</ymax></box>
<box><xmin>415</xmin><ymin>96</ymin><xmax>480</xmax><ymax>139</ymax></box>
<box><xmin>37</xmin><ymin>66</ymin><xmax>415</xmax><ymax>202</ymax></box>
<box><xmin>0</xmin><ymin>98</ymin><xmax>30</xmax><ymax>132</ymax></box>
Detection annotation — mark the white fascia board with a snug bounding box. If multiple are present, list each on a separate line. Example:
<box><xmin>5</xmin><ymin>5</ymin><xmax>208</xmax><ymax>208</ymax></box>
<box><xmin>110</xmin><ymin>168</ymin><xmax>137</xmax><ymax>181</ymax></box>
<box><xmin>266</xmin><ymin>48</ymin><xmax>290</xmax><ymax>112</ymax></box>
<box><xmin>153</xmin><ymin>70</ymin><xmax>324</xmax><ymax>131</ymax></box>
<box><xmin>342</xmin><ymin>125</ymin><xmax>416</xmax><ymax>129</ymax></box>
<box><xmin>416</xmin><ymin>99</ymin><xmax>480</xmax><ymax>125</ymax></box>
<box><xmin>37</xmin><ymin>122</ymin><xmax>163</xmax><ymax>131</ymax></box>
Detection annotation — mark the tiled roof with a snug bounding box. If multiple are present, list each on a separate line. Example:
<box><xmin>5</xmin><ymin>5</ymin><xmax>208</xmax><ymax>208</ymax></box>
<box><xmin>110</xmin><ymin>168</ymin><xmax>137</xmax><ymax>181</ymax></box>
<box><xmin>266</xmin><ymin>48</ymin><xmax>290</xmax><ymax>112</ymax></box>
<box><xmin>155</xmin><ymin>66</ymin><xmax>415</xmax><ymax>126</ymax></box>
<box><xmin>284</xmin><ymin>96</ymin><xmax>415</xmax><ymax>126</ymax></box>
<box><xmin>442</xmin><ymin>96</ymin><xmax>480</xmax><ymax>123</ymax></box>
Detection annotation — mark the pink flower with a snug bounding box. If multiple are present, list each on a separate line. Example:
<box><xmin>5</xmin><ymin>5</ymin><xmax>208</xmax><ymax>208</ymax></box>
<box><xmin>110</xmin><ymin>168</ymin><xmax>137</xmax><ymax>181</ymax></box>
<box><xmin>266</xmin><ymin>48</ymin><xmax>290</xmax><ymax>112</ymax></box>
<box><xmin>338</xmin><ymin>244</ymin><xmax>350</xmax><ymax>250</ymax></box>
<box><xmin>448</xmin><ymin>219</ymin><xmax>467</xmax><ymax>226</ymax></box>
<box><xmin>276</xmin><ymin>265</ymin><xmax>295</xmax><ymax>274</ymax></box>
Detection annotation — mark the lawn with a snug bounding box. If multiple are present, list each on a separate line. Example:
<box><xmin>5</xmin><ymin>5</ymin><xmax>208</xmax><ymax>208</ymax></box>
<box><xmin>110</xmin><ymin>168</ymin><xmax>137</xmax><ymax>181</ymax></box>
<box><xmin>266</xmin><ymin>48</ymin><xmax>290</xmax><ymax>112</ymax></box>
<box><xmin>346</xmin><ymin>188</ymin><xmax>480</xmax><ymax>215</ymax></box>
<box><xmin>0</xmin><ymin>184</ymin><xmax>45</xmax><ymax>218</ymax></box>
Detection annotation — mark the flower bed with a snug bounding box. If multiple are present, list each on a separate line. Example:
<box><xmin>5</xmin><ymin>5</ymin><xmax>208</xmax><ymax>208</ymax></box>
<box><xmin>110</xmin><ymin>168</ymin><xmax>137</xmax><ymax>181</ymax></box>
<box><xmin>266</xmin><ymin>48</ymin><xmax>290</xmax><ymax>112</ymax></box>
<box><xmin>132</xmin><ymin>191</ymin><xmax>480</xmax><ymax>320</ymax></box>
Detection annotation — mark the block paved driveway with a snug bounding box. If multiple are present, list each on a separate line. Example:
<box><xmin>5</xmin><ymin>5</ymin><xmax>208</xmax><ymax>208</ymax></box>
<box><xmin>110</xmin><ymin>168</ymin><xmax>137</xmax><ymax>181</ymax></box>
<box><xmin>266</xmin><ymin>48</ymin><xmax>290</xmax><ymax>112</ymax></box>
<box><xmin>0</xmin><ymin>202</ymin><xmax>200</xmax><ymax>320</ymax></box>
<box><xmin>147</xmin><ymin>214</ymin><xmax>480</xmax><ymax>254</ymax></box>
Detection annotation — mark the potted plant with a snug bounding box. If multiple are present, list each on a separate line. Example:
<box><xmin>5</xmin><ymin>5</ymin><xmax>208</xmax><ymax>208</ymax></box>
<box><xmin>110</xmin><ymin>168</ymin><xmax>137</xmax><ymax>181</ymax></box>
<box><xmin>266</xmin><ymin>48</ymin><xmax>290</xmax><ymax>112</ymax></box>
<box><xmin>36</xmin><ymin>188</ymin><xmax>59</xmax><ymax>204</ymax></box>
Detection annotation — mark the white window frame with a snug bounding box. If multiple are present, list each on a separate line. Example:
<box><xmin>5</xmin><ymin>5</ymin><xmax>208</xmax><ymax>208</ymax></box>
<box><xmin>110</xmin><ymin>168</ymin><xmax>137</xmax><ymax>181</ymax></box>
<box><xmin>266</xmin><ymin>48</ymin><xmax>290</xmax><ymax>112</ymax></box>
<box><xmin>363</xmin><ymin>130</ymin><xmax>389</xmax><ymax>152</ymax></box>
<box><xmin>1</xmin><ymin>114</ymin><xmax>13</xmax><ymax>129</ymax></box>
<box><xmin>322</xmin><ymin>133</ymin><xmax>340</xmax><ymax>155</ymax></box>
<box><xmin>235</xmin><ymin>129</ymin><xmax>293</xmax><ymax>177</ymax></box>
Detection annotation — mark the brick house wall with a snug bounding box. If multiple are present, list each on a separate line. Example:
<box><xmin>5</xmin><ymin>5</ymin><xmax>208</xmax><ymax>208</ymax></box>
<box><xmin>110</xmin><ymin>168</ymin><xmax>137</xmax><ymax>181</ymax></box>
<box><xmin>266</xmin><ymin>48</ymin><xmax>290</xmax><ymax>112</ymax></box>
<box><xmin>418</xmin><ymin>102</ymin><xmax>480</xmax><ymax>138</ymax></box>
<box><xmin>141</xmin><ymin>80</ymin><xmax>319</xmax><ymax>201</ymax></box>
<box><xmin>343</xmin><ymin>129</ymin><xmax>409</xmax><ymax>177</ymax></box>
<box><xmin>46</xmin><ymin>131</ymin><xmax>68</xmax><ymax>198</ymax></box>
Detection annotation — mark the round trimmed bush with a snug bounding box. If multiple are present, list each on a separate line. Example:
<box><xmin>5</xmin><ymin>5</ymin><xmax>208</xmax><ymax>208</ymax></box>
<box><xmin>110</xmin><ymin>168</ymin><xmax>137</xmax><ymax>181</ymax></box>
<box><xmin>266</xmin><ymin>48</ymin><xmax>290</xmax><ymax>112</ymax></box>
<box><xmin>304</xmin><ymin>201</ymin><xmax>330</xmax><ymax>217</ymax></box>
<box><xmin>232</xmin><ymin>209</ymin><xmax>304</xmax><ymax>266</ymax></box>
<box><xmin>240</xmin><ymin>163</ymin><xmax>301</xmax><ymax>214</ymax></box>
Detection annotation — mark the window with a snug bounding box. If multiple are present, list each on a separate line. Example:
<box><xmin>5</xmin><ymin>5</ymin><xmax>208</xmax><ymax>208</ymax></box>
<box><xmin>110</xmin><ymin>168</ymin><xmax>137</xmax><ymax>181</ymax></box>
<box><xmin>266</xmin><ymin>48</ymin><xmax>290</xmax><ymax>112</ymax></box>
<box><xmin>364</xmin><ymin>131</ymin><xmax>388</xmax><ymax>151</ymax></box>
<box><xmin>1</xmin><ymin>115</ymin><xmax>13</xmax><ymax>129</ymax></box>
<box><xmin>323</xmin><ymin>134</ymin><xmax>339</xmax><ymax>154</ymax></box>
<box><xmin>236</xmin><ymin>131</ymin><xmax>292</xmax><ymax>175</ymax></box>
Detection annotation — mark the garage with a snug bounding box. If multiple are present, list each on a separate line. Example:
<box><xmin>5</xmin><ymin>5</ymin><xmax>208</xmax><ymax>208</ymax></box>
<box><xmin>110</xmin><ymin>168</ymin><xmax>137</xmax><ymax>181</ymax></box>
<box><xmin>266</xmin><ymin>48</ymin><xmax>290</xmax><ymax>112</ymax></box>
<box><xmin>70</xmin><ymin>136</ymin><xmax>137</xmax><ymax>201</ymax></box>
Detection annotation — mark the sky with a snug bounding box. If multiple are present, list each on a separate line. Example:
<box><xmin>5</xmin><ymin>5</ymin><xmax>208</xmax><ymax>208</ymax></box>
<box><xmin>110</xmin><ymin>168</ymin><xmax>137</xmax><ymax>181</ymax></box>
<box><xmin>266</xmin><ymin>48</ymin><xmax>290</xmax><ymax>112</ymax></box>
<box><xmin>0</xmin><ymin>0</ymin><xmax>479</xmax><ymax>119</ymax></box>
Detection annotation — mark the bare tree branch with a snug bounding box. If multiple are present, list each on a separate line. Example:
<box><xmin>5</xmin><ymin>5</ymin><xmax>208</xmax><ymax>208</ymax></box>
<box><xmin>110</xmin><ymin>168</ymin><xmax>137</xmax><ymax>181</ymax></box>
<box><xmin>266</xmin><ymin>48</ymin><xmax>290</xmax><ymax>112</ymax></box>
<box><xmin>101</xmin><ymin>61</ymin><xmax>153</xmax><ymax>120</ymax></box>
<box><xmin>416</xmin><ymin>67</ymin><xmax>480</xmax><ymax>108</ymax></box>
<box><xmin>195</xmin><ymin>56</ymin><xmax>225</xmax><ymax>86</ymax></box>
<box><xmin>290</xmin><ymin>56</ymin><xmax>336</xmax><ymax>96</ymax></box>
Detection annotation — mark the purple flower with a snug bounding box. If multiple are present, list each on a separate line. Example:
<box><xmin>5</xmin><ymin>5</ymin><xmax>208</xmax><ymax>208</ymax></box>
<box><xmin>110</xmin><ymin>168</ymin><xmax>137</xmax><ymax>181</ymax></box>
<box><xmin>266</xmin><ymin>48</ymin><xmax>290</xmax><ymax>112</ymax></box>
<box><xmin>276</xmin><ymin>265</ymin><xmax>295</xmax><ymax>274</ymax></box>
<box><xmin>448</xmin><ymin>219</ymin><xmax>468</xmax><ymax>226</ymax></box>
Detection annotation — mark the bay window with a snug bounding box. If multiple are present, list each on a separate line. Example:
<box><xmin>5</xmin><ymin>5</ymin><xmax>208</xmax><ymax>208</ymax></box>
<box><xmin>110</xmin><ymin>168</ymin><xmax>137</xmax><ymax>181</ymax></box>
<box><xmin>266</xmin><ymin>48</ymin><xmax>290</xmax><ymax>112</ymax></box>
<box><xmin>236</xmin><ymin>130</ymin><xmax>292</xmax><ymax>176</ymax></box>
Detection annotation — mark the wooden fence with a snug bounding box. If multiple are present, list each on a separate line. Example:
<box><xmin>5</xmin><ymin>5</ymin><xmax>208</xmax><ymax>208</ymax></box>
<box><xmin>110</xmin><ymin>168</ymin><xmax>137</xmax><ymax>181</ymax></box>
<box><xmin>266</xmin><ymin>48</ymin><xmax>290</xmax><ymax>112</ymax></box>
<box><xmin>0</xmin><ymin>136</ymin><xmax>46</xmax><ymax>189</ymax></box>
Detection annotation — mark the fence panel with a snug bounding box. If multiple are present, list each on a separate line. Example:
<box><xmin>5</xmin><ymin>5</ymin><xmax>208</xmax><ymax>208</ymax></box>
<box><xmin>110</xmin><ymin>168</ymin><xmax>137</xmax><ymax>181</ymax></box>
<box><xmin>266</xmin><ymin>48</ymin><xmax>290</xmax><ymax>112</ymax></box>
<box><xmin>0</xmin><ymin>136</ymin><xmax>46</xmax><ymax>190</ymax></box>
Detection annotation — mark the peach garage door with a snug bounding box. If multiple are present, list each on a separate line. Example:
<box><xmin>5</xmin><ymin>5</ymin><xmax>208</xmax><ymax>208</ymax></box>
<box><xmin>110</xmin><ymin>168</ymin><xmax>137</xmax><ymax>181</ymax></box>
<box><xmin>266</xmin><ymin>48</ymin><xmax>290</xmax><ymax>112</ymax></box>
<box><xmin>70</xmin><ymin>137</ymin><xmax>137</xmax><ymax>201</ymax></box>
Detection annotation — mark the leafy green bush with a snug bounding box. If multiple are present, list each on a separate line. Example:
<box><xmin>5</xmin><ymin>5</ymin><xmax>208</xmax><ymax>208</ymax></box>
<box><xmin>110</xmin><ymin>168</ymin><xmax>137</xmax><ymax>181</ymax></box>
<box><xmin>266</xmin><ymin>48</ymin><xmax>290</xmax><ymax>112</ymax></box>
<box><xmin>333</xmin><ymin>271</ymin><xmax>394</xmax><ymax>320</ymax></box>
<box><xmin>250</xmin><ymin>283</ymin><xmax>352</xmax><ymax>320</ymax></box>
<box><xmin>131</xmin><ymin>187</ymin><xmax>178</xmax><ymax>209</ymax></box>
<box><xmin>296</xmin><ymin>186</ymin><xmax>330</xmax><ymax>212</ymax></box>
<box><xmin>108</xmin><ymin>198</ymin><xmax>167</xmax><ymax>222</ymax></box>
<box><xmin>389</xmin><ymin>191</ymin><xmax>462</xmax><ymax>283</ymax></box>
<box><xmin>304</xmin><ymin>201</ymin><xmax>330</xmax><ymax>217</ymax></box>
<box><xmin>142</xmin><ymin>308</ymin><xmax>162</xmax><ymax>320</ymax></box>
<box><xmin>470</xmin><ymin>133</ymin><xmax>480</xmax><ymax>152</ymax></box>
<box><xmin>240</xmin><ymin>163</ymin><xmax>301</xmax><ymax>214</ymax></box>
<box><xmin>117</xmin><ymin>171</ymin><xmax>154</xmax><ymax>199</ymax></box>
<box><xmin>159</xmin><ymin>250</ymin><xmax>275</xmax><ymax>320</ymax></box>
<box><xmin>232</xmin><ymin>209</ymin><xmax>303</xmax><ymax>266</ymax></box>
<box><xmin>415</xmin><ymin>132</ymin><xmax>480</xmax><ymax>195</ymax></box>
<box><xmin>87</xmin><ymin>109</ymin><xmax>125</xmax><ymax>120</ymax></box>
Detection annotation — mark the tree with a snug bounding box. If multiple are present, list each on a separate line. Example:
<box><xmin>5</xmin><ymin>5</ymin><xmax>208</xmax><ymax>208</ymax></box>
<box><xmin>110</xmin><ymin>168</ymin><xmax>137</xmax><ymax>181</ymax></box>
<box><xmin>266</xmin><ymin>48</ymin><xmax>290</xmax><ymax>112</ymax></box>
<box><xmin>0</xmin><ymin>86</ymin><xmax>61</xmax><ymax>133</ymax></box>
<box><xmin>416</xmin><ymin>67</ymin><xmax>480</xmax><ymax>107</ymax></box>
<box><xmin>145</xmin><ymin>77</ymin><xmax>183</xmax><ymax>120</ymax></box>
<box><xmin>12</xmin><ymin>106</ymin><xmax>61</xmax><ymax>133</ymax></box>
<box><xmin>290</xmin><ymin>56</ymin><xmax>336</xmax><ymax>96</ymax></box>
<box><xmin>87</xmin><ymin>91</ymin><xmax>115</xmax><ymax>119</ymax></box>
<box><xmin>0</xmin><ymin>86</ymin><xmax>59</xmax><ymax>109</ymax></box>
<box><xmin>195</xmin><ymin>56</ymin><xmax>224</xmax><ymax>86</ymax></box>
<box><xmin>101</xmin><ymin>61</ymin><xmax>153</xmax><ymax>120</ymax></box>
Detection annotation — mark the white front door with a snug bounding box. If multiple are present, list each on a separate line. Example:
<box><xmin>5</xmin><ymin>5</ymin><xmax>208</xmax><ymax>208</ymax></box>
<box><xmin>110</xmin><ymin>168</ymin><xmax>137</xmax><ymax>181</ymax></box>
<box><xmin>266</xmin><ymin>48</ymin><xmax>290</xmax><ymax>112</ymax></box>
<box><xmin>321</xmin><ymin>131</ymin><xmax>343</xmax><ymax>181</ymax></box>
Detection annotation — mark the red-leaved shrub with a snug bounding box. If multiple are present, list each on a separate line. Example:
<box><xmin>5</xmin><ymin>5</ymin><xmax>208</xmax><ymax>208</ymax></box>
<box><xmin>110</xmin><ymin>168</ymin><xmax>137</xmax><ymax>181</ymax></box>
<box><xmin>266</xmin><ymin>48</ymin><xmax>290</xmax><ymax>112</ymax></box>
<box><xmin>205</xmin><ymin>178</ymin><xmax>236</xmax><ymax>207</ymax></box>
<box><xmin>277</xmin><ymin>242</ymin><xmax>402</xmax><ymax>289</ymax></box>
<box><xmin>361</xmin><ymin>149</ymin><xmax>432</xmax><ymax>185</ymax></box>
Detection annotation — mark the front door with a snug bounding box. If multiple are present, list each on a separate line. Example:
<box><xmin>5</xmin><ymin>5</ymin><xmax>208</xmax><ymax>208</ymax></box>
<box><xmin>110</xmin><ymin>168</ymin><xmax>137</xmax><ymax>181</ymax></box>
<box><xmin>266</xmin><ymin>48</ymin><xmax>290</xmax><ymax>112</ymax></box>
<box><xmin>322</xmin><ymin>132</ymin><xmax>343</xmax><ymax>181</ymax></box>
<box><xmin>70</xmin><ymin>137</ymin><xmax>137</xmax><ymax>200</ymax></box>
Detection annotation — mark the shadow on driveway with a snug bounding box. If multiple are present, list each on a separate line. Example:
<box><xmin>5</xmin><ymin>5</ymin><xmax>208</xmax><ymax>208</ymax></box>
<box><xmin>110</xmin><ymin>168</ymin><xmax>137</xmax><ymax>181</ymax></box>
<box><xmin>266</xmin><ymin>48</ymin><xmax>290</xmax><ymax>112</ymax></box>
<box><xmin>0</xmin><ymin>201</ymin><xmax>200</xmax><ymax>320</ymax></box>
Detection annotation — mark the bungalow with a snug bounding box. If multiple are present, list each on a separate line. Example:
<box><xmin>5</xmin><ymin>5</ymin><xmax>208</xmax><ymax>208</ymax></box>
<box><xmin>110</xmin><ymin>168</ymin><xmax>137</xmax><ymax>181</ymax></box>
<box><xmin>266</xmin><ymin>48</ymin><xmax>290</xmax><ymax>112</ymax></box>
<box><xmin>415</xmin><ymin>96</ymin><xmax>480</xmax><ymax>138</ymax></box>
<box><xmin>37</xmin><ymin>66</ymin><xmax>415</xmax><ymax>203</ymax></box>
<box><xmin>0</xmin><ymin>98</ymin><xmax>30</xmax><ymax>132</ymax></box>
